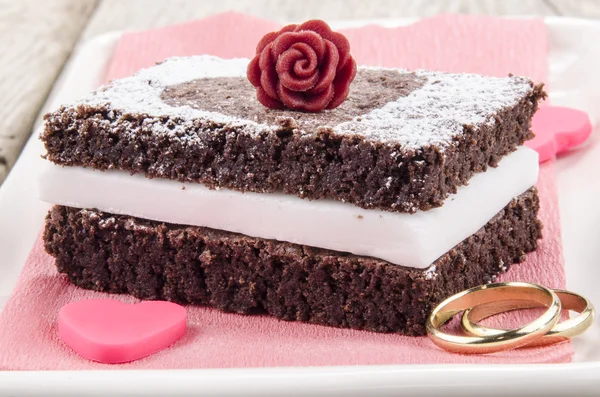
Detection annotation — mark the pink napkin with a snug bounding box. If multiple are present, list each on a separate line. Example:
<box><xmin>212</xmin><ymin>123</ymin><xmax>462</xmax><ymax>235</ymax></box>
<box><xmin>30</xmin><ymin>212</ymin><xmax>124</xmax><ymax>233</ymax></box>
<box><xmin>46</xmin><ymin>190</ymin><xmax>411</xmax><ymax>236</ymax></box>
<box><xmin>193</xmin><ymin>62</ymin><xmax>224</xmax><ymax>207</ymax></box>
<box><xmin>106</xmin><ymin>12</ymin><xmax>548</xmax><ymax>83</ymax></box>
<box><xmin>0</xmin><ymin>13</ymin><xmax>572</xmax><ymax>370</ymax></box>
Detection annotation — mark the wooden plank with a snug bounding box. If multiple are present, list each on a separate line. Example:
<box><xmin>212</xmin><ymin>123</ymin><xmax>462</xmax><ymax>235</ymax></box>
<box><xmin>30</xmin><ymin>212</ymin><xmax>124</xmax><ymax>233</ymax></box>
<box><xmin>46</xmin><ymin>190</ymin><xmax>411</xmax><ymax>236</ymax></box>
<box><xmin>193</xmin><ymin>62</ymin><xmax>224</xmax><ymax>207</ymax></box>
<box><xmin>0</xmin><ymin>0</ymin><xmax>97</xmax><ymax>184</ymax></box>
<box><xmin>548</xmin><ymin>0</ymin><xmax>600</xmax><ymax>18</ymax></box>
<box><xmin>82</xmin><ymin>0</ymin><xmax>559</xmax><ymax>39</ymax></box>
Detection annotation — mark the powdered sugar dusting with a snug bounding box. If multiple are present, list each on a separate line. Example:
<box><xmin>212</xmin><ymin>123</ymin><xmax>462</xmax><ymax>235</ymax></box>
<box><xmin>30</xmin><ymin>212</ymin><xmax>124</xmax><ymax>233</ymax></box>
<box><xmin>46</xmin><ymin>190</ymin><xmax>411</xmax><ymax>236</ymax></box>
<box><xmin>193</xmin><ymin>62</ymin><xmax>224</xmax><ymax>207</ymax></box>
<box><xmin>82</xmin><ymin>56</ymin><xmax>274</xmax><ymax>132</ymax></box>
<box><xmin>334</xmin><ymin>68</ymin><xmax>534</xmax><ymax>149</ymax></box>
<box><xmin>72</xmin><ymin>55</ymin><xmax>535</xmax><ymax>151</ymax></box>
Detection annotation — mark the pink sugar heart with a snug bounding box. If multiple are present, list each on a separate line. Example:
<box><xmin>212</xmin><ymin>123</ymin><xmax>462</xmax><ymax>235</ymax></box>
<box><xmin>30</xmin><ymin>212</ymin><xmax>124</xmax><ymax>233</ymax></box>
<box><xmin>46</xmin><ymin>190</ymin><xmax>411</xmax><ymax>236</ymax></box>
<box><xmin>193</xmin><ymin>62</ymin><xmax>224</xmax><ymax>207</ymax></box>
<box><xmin>58</xmin><ymin>299</ymin><xmax>187</xmax><ymax>364</ymax></box>
<box><xmin>527</xmin><ymin>106</ymin><xmax>592</xmax><ymax>163</ymax></box>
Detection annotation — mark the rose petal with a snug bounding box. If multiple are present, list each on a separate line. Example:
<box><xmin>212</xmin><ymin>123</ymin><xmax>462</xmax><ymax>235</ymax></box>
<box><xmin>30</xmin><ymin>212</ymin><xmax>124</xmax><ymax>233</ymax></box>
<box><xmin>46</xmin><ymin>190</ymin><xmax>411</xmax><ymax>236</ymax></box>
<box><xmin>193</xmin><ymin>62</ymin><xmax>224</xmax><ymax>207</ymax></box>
<box><xmin>246</xmin><ymin>56</ymin><xmax>262</xmax><ymax>87</ymax></box>
<box><xmin>280</xmin><ymin>24</ymin><xmax>299</xmax><ymax>34</ymax></box>
<box><xmin>277</xmin><ymin>47</ymin><xmax>319</xmax><ymax>92</ymax></box>
<box><xmin>257</xmin><ymin>86</ymin><xmax>284</xmax><ymax>109</ymax></box>
<box><xmin>295</xmin><ymin>20</ymin><xmax>351</xmax><ymax>70</ymax></box>
<box><xmin>255</xmin><ymin>24</ymin><xmax>298</xmax><ymax>54</ymax></box>
<box><xmin>289</xmin><ymin>43</ymin><xmax>319</xmax><ymax>77</ymax></box>
<box><xmin>293</xmin><ymin>60</ymin><xmax>312</xmax><ymax>78</ymax></box>
<box><xmin>255</xmin><ymin>32</ymin><xmax>279</xmax><ymax>55</ymax></box>
<box><xmin>272</xmin><ymin>31</ymin><xmax>326</xmax><ymax>61</ymax></box>
<box><xmin>327</xmin><ymin>31</ymin><xmax>351</xmax><ymax>71</ymax></box>
<box><xmin>278</xmin><ymin>82</ymin><xmax>334</xmax><ymax>112</ymax></box>
<box><xmin>326</xmin><ymin>57</ymin><xmax>357</xmax><ymax>109</ymax></box>
<box><xmin>309</xmin><ymin>39</ymin><xmax>339</xmax><ymax>94</ymax></box>
<box><xmin>258</xmin><ymin>43</ymin><xmax>279</xmax><ymax>99</ymax></box>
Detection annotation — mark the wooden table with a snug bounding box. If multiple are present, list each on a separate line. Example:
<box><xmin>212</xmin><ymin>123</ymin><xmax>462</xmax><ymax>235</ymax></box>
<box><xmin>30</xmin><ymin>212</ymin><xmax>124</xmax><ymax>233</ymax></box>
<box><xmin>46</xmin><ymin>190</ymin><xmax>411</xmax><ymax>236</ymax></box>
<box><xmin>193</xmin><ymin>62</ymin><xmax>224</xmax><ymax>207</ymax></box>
<box><xmin>1</xmin><ymin>0</ymin><xmax>598</xmax><ymax>185</ymax></box>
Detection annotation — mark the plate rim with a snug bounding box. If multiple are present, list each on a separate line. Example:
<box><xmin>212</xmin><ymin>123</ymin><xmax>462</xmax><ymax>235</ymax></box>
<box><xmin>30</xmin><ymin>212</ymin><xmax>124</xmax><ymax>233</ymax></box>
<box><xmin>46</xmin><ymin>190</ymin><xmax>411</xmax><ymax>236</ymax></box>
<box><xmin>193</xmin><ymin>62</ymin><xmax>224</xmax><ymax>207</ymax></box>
<box><xmin>1</xmin><ymin>16</ymin><xmax>599</xmax><ymax>396</ymax></box>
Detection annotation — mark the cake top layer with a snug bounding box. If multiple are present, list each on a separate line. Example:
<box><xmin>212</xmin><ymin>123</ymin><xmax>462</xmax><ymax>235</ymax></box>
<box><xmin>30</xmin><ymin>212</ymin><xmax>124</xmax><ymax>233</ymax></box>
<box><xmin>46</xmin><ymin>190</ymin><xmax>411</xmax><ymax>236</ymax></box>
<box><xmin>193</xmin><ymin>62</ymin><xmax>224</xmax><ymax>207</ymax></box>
<box><xmin>77</xmin><ymin>55</ymin><xmax>535</xmax><ymax>150</ymax></box>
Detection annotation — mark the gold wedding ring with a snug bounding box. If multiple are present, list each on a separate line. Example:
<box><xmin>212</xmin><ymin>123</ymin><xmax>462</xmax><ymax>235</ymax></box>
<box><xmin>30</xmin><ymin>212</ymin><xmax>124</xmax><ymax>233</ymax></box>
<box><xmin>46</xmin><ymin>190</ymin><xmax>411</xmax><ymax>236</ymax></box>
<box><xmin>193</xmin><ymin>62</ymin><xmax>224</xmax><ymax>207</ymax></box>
<box><xmin>461</xmin><ymin>289</ymin><xmax>595</xmax><ymax>347</ymax></box>
<box><xmin>426</xmin><ymin>282</ymin><xmax>562</xmax><ymax>354</ymax></box>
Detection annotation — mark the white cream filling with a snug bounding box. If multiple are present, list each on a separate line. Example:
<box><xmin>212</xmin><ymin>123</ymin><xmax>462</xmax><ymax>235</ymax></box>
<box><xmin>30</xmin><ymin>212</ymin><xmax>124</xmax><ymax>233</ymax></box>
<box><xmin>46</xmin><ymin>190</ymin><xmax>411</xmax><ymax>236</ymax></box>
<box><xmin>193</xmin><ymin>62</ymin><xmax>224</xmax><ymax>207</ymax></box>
<box><xmin>38</xmin><ymin>147</ymin><xmax>538</xmax><ymax>269</ymax></box>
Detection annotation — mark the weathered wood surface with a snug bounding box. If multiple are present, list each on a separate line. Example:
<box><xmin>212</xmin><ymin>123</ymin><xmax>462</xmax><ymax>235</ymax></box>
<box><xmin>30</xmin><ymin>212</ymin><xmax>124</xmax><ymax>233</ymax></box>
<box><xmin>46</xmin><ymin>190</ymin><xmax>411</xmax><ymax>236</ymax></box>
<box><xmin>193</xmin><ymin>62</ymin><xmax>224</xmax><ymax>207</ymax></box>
<box><xmin>81</xmin><ymin>0</ymin><xmax>560</xmax><ymax>39</ymax></box>
<box><xmin>0</xmin><ymin>0</ymin><xmax>96</xmax><ymax>183</ymax></box>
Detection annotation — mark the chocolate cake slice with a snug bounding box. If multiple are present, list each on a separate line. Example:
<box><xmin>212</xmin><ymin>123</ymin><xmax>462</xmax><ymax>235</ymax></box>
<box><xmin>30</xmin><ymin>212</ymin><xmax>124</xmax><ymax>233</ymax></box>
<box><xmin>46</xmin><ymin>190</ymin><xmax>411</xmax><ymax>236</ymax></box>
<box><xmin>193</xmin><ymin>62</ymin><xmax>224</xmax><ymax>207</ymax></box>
<box><xmin>44</xmin><ymin>188</ymin><xmax>540</xmax><ymax>336</ymax></box>
<box><xmin>42</xmin><ymin>56</ymin><xmax>545</xmax><ymax>213</ymax></box>
<box><xmin>39</xmin><ymin>55</ymin><xmax>545</xmax><ymax>336</ymax></box>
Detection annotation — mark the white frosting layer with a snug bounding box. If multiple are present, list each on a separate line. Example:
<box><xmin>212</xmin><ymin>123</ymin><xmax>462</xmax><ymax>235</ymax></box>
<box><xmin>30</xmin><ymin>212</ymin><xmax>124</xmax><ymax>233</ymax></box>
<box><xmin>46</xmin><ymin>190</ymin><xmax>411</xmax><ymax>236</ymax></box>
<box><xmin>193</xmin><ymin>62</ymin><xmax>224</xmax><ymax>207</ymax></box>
<box><xmin>38</xmin><ymin>147</ymin><xmax>539</xmax><ymax>269</ymax></box>
<box><xmin>71</xmin><ymin>55</ymin><xmax>536</xmax><ymax>149</ymax></box>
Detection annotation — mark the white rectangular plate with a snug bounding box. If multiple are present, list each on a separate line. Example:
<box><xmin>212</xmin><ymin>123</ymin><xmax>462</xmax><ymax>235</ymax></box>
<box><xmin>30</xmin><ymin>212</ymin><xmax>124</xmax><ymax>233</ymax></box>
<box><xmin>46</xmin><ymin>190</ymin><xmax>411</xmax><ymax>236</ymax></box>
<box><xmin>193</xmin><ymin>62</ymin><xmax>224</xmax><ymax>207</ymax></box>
<box><xmin>1</xmin><ymin>17</ymin><xmax>599</xmax><ymax>396</ymax></box>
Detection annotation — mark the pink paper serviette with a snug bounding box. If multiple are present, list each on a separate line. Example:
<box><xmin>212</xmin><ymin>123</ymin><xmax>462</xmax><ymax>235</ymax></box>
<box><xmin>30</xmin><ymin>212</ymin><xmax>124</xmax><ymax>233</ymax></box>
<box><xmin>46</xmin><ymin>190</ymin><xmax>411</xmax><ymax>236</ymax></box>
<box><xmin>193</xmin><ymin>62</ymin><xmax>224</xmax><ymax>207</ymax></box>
<box><xmin>0</xmin><ymin>13</ymin><xmax>572</xmax><ymax>370</ymax></box>
<box><xmin>106</xmin><ymin>12</ymin><xmax>548</xmax><ymax>83</ymax></box>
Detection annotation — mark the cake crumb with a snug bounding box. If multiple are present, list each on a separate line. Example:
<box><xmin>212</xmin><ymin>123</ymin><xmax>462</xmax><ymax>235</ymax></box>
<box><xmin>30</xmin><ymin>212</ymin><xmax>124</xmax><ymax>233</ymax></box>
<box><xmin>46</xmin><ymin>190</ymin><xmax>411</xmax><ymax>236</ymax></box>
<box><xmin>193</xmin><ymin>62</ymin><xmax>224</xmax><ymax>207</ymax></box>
<box><xmin>424</xmin><ymin>265</ymin><xmax>438</xmax><ymax>280</ymax></box>
<box><xmin>498</xmin><ymin>259</ymin><xmax>507</xmax><ymax>272</ymax></box>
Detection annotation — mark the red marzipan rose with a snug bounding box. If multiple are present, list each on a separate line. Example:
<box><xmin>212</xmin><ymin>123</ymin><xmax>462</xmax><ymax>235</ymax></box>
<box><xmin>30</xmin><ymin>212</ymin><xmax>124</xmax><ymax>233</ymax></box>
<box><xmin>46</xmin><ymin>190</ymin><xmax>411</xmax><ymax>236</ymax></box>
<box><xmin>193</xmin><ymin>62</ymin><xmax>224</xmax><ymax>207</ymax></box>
<box><xmin>247</xmin><ymin>20</ymin><xmax>357</xmax><ymax>112</ymax></box>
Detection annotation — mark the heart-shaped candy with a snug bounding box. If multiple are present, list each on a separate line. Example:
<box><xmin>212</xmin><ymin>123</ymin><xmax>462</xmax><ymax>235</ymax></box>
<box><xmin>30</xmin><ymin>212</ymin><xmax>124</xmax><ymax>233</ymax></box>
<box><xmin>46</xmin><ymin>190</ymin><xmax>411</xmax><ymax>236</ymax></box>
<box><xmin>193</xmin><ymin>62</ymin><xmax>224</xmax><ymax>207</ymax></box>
<box><xmin>527</xmin><ymin>106</ymin><xmax>592</xmax><ymax>163</ymax></box>
<box><xmin>58</xmin><ymin>299</ymin><xmax>187</xmax><ymax>364</ymax></box>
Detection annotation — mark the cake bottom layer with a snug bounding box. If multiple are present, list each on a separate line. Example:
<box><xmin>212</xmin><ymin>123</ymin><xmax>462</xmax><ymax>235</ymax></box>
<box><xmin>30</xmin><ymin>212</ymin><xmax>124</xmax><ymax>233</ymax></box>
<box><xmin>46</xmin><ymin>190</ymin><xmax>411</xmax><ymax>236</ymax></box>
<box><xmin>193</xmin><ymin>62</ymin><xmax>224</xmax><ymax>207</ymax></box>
<box><xmin>43</xmin><ymin>188</ymin><xmax>542</xmax><ymax>336</ymax></box>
